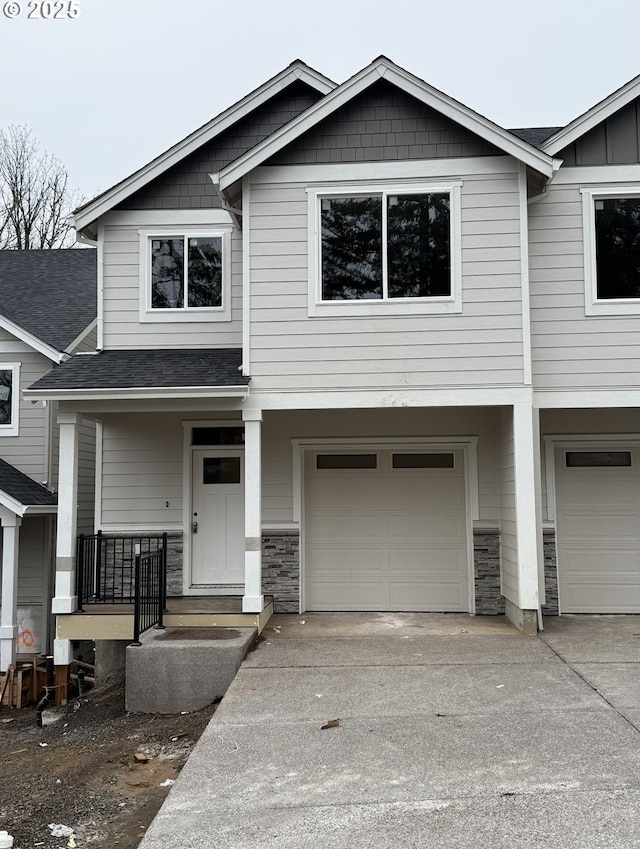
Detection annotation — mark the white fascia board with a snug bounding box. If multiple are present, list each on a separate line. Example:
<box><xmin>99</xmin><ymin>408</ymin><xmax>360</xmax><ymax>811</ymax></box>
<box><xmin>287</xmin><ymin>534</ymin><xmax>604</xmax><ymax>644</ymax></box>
<box><xmin>542</xmin><ymin>73</ymin><xmax>640</xmax><ymax>155</ymax></box>
<box><xmin>23</xmin><ymin>503</ymin><xmax>57</xmax><ymax>515</ymax></box>
<box><xmin>0</xmin><ymin>491</ymin><xmax>54</xmax><ymax>517</ymax></box>
<box><xmin>0</xmin><ymin>315</ymin><xmax>64</xmax><ymax>363</ymax></box>
<box><xmin>23</xmin><ymin>385</ymin><xmax>250</xmax><ymax>402</ymax></box>
<box><xmin>73</xmin><ymin>63</ymin><xmax>336</xmax><ymax>234</ymax></box>
<box><xmin>534</xmin><ymin>389</ymin><xmax>640</xmax><ymax>408</ymax></box>
<box><xmin>65</xmin><ymin>319</ymin><xmax>98</xmax><ymax>355</ymax></box>
<box><xmin>219</xmin><ymin>58</ymin><xmax>555</xmax><ymax>191</ymax></box>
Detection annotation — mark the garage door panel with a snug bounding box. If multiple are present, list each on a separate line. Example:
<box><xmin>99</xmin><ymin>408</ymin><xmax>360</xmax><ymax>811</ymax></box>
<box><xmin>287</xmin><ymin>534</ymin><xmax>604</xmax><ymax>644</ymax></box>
<box><xmin>556</xmin><ymin>446</ymin><xmax>640</xmax><ymax>614</ymax></box>
<box><xmin>389</xmin><ymin>582</ymin><xmax>466</xmax><ymax>610</ymax></box>
<box><xmin>305</xmin><ymin>477</ymin><xmax>384</xmax><ymax>510</ymax></box>
<box><xmin>388</xmin><ymin>513</ymin><xmax>464</xmax><ymax>540</ymax></box>
<box><xmin>387</xmin><ymin>477</ymin><xmax>464</xmax><ymax>510</ymax></box>
<box><xmin>389</xmin><ymin>547</ymin><xmax>466</xmax><ymax>575</ymax></box>
<box><xmin>562</xmin><ymin>512</ymin><xmax>638</xmax><ymax>540</ymax></box>
<box><xmin>562</xmin><ymin>547</ymin><xmax>640</xmax><ymax>575</ymax></box>
<box><xmin>305</xmin><ymin>448</ymin><xmax>469</xmax><ymax>612</ymax></box>
<box><xmin>557</xmin><ymin>477</ymin><xmax>638</xmax><ymax>506</ymax></box>
<box><xmin>306</xmin><ymin>512</ymin><xmax>389</xmax><ymax>541</ymax></box>
<box><xmin>561</xmin><ymin>581</ymin><xmax>640</xmax><ymax>613</ymax></box>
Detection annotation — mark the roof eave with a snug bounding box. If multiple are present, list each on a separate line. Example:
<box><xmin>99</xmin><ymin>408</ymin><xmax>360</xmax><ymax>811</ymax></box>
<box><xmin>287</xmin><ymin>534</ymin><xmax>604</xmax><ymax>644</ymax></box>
<box><xmin>74</xmin><ymin>62</ymin><xmax>337</xmax><ymax>235</ymax></box>
<box><xmin>0</xmin><ymin>490</ymin><xmax>57</xmax><ymax>517</ymax></box>
<box><xmin>541</xmin><ymin>73</ymin><xmax>640</xmax><ymax>156</ymax></box>
<box><xmin>219</xmin><ymin>58</ymin><xmax>556</xmax><ymax>191</ymax></box>
<box><xmin>24</xmin><ymin>385</ymin><xmax>250</xmax><ymax>402</ymax></box>
<box><xmin>0</xmin><ymin>314</ymin><xmax>64</xmax><ymax>363</ymax></box>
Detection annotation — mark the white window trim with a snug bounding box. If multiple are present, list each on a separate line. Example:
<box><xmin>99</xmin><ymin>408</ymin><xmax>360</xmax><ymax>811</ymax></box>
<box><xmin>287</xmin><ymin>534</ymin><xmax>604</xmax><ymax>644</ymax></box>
<box><xmin>307</xmin><ymin>181</ymin><xmax>462</xmax><ymax>317</ymax></box>
<box><xmin>139</xmin><ymin>226</ymin><xmax>233</xmax><ymax>323</ymax></box>
<box><xmin>0</xmin><ymin>363</ymin><xmax>20</xmax><ymax>437</ymax></box>
<box><xmin>581</xmin><ymin>186</ymin><xmax>640</xmax><ymax>316</ymax></box>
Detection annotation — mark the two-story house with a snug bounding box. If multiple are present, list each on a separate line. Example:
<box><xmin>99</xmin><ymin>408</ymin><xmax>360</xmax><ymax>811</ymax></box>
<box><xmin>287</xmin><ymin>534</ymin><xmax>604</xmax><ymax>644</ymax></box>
<box><xmin>25</xmin><ymin>59</ymin><xmax>640</xmax><ymax>671</ymax></box>
<box><xmin>0</xmin><ymin>249</ymin><xmax>96</xmax><ymax>672</ymax></box>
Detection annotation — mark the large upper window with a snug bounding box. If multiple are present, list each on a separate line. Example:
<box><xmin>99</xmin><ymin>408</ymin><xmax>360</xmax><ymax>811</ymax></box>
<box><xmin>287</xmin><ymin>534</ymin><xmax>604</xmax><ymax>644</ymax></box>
<box><xmin>139</xmin><ymin>228</ymin><xmax>232</xmax><ymax>323</ymax></box>
<box><xmin>0</xmin><ymin>364</ymin><xmax>19</xmax><ymax>436</ymax></box>
<box><xmin>582</xmin><ymin>187</ymin><xmax>640</xmax><ymax>315</ymax></box>
<box><xmin>308</xmin><ymin>183</ymin><xmax>461</xmax><ymax>317</ymax></box>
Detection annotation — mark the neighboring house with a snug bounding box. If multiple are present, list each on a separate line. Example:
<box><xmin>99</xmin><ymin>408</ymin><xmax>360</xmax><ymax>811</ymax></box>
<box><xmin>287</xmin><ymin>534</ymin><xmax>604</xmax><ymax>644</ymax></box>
<box><xmin>0</xmin><ymin>249</ymin><xmax>97</xmax><ymax>672</ymax></box>
<box><xmin>24</xmin><ymin>58</ymin><xmax>640</xmax><ymax>671</ymax></box>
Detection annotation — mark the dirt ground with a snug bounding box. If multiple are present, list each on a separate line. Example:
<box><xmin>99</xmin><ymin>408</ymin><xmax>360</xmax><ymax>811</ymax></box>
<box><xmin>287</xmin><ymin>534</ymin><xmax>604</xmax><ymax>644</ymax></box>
<box><xmin>0</xmin><ymin>681</ymin><xmax>217</xmax><ymax>848</ymax></box>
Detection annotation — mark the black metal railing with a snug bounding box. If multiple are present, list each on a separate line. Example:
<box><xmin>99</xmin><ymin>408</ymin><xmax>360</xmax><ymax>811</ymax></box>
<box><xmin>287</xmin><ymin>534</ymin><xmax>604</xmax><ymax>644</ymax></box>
<box><xmin>131</xmin><ymin>546</ymin><xmax>166</xmax><ymax>644</ymax></box>
<box><xmin>76</xmin><ymin>532</ymin><xmax>168</xmax><ymax>640</ymax></box>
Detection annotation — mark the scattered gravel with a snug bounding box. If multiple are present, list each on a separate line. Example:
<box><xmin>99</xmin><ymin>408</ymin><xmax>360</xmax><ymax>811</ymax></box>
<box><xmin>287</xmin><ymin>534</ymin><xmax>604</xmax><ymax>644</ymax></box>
<box><xmin>0</xmin><ymin>682</ymin><xmax>217</xmax><ymax>848</ymax></box>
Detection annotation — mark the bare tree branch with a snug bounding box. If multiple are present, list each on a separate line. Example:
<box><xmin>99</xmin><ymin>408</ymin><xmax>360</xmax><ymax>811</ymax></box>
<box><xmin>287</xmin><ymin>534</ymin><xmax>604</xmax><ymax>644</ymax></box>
<box><xmin>0</xmin><ymin>126</ymin><xmax>82</xmax><ymax>250</ymax></box>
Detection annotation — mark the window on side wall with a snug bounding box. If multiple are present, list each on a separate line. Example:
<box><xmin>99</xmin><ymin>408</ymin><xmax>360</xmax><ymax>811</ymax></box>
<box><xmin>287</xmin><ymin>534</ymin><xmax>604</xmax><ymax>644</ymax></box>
<box><xmin>139</xmin><ymin>229</ymin><xmax>232</xmax><ymax>323</ymax></box>
<box><xmin>308</xmin><ymin>182</ymin><xmax>462</xmax><ymax>317</ymax></box>
<box><xmin>581</xmin><ymin>187</ymin><xmax>640</xmax><ymax>315</ymax></box>
<box><xmin>0</xmin><ymin>364</ymin><xmax>19</xmax><ymax>436</ymax></box>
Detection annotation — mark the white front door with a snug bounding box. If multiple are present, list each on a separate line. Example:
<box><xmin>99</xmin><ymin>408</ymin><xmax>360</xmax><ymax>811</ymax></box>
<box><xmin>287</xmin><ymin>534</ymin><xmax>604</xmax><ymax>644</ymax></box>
<box><xmin>190</xmin><ymin>448</ymin><xmax>244</xmax><ymax>590</ymax></box>
<box><xmin>555</xmin><ymin>447</ymin><xmax>640</xmax><ymax>613</ymax></box>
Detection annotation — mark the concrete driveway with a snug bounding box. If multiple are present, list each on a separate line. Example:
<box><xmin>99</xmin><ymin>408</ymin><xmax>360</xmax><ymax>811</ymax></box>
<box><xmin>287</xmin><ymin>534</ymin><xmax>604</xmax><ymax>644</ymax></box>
<box><xmin>140</xmin><ymin>613</ymin><xmax>640</xmax><ymax>848</ymax></box>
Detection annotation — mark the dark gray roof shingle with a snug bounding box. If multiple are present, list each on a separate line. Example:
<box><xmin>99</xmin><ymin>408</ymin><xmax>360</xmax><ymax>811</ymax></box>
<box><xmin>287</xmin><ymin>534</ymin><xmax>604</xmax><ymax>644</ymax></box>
<box><xmin>0</xmin><ymin>459</ymin><xmax>57</xmax><ymax>507</ymax></box>
<box><xmin>0</xmin><ymin>249</ymin><xmax>96</xmax><ymax>352</ymax></box>
<box><xmin>28</xmin><ymin>348</ymin><xmax>249</xmax><ymax>391</ymax></box>
<box><xmin>508</xmin><ymin>127</ymin><xmax>563</xmax><ymax>147</ymax></box>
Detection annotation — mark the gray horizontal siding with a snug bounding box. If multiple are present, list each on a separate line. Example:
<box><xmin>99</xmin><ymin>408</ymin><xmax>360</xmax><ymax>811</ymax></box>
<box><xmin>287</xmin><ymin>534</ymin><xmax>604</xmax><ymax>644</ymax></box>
<box><xmin>267</xmin><ymin>80</ymin><xmax>503</xmax><ymax>166</ymax></box>
<box><xmin>101</xmin><ymin>223</ymin><xmax>243</xmax><ymax>349</ymax></box>
<box><xmin>248</xmin><ymin>170</ymin><xmax>525</xmax><ymax>392</ymax></box>
<box><xmin>529</xmin><ymin>180</ymin><xmax>640</xmax><ymax>389</ymax></box>
<box><xmin>0</xmin><ymin>341</ymin><xmax>52</xmax><ymax>482</ymax></box>
<box><xmin>118</xmin><ymin>81</ymin><xmax>323</xmax><ymax>211</ymax></box>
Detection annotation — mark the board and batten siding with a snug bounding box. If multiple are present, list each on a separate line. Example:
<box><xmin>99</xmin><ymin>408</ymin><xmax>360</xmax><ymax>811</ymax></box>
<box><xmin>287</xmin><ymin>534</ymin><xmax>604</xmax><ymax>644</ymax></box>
<box><xmin>529</xmin><ymin>175</ymin><xmax>640</xmax><ymax>389</ymax></box>
<box><xmin>499</xmin><ymin>407</ymin><xmax>519</xmax><ymax>605</ymax></box>
<box><xmin>248</xmin><ymin>165</ymin><xmax>525</xmax><ymax>391</ymax></box>
<box><xmin>100</xmin><ymin>219</ymin><xmax>243</xmax><ymax>349</ymax></box>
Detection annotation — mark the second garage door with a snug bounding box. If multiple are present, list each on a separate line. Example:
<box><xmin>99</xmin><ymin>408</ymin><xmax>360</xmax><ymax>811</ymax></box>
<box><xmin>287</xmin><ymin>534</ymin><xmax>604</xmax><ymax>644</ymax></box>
<box><xmin>304</xmin><ymin>448</ymin><xmax>469</xmax><ymax>611</ymax></box>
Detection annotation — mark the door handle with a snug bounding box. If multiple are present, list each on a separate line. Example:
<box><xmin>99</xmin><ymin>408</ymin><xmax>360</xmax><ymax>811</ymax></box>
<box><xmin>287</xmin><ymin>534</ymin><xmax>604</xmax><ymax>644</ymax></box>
<box><xmin>192</xmin><ymin>521</ymin><xmax>198</xmax><ymax>534</ymax></box>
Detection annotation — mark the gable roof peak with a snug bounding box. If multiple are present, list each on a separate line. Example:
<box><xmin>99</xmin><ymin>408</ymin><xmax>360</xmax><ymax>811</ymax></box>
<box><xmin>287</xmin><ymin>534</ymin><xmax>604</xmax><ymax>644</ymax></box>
<box><xmin>542</xmin><ymin>71</ymin><xmax>640</xmax><ymax>155</ymax></box>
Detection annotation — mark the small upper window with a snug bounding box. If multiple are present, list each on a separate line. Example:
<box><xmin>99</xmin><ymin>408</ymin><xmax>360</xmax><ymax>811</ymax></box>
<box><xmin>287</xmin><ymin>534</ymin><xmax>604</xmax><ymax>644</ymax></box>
<box><xmin>151</xmin><ymin>237</ymin><xmax>222</xmax><ymax>309</ymax></box>
<box><xmin>582</xmin><ymin>188</ymin><xmax>640</xmax><ymax>315</ymax></box>
<box><xmin>139</xmin><ymin>228</ymin><xmax>232</xmax><ymax>323</ymax></box>
<box><xmin>0</xmin><ymin>364</ymin><xmax>19</xmax><ymax>436</ymax></box>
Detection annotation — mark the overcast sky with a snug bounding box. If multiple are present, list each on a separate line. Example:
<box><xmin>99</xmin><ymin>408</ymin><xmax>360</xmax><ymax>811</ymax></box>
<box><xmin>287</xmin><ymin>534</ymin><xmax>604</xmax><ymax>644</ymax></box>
<box><xmin>1</xmin><ymin>0</ymin><xmax>639</xmax><ymax>202</ymax></box>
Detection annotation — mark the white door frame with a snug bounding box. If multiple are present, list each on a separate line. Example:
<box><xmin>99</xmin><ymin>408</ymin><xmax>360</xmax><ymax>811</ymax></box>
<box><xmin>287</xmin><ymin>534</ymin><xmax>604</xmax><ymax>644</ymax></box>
<box><xmin>543</xmin><ymin>433</ymin><xmax>640</xmax><ymax>614</ymax></box>
<box><xmin>182</xmin><ymin>420</ymin><xmax>245</xmax><ymax>596</ymax></box>
<box><xmin>292</xmin><ymin>436</ymin><xmax>479</xmax><ymax>614</ymax></box>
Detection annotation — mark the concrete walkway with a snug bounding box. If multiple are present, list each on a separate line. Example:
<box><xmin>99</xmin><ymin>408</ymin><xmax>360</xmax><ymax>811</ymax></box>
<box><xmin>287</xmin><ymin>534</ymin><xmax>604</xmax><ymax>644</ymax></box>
<box><xmin>140</xmin><ymin>613</ymin><xmax>640</xmax><ymax>848</ymax></box>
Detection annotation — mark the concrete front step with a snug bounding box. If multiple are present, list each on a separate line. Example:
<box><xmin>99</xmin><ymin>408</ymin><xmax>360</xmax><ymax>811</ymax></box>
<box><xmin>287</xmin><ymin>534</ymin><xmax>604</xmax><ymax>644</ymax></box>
<box><xmin>125</xmin><ymin>625</ymin><xmax>257</xmax><ymax>714</ymax></box>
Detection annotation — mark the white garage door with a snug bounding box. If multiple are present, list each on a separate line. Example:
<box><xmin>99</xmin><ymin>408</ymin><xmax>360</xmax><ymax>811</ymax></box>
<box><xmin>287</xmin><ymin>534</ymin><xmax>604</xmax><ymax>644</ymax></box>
<box><xmin>304</xmin><ymin>449</ymin><xmax>469</xmax><ymax>611</ymax></box>
<box><xmin>555</xmin><ymin>447</ymin><xmax>640</xmax><ymax>613</ymax></box>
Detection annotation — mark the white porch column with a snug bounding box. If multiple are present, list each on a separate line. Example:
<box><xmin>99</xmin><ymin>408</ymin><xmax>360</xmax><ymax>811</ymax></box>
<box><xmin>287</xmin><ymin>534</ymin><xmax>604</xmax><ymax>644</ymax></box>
<box><xmin>513</xmin><ymin>403</ymin><xmax>543</xmax><ymax>614</ymax></box>
<box><xmin>242</xmin><ymin>409</ymin><xmax>264</xmax><ymax>613</ymax></box>
<box><xmin>52</xmin><ymin>411</ymin><xmax>81</xmax><ymax>615</ymax></box>
<box><xmin>0</xmin><ymin>509</ymin><xmax>21</xmax><ymax>672</ymax></box>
